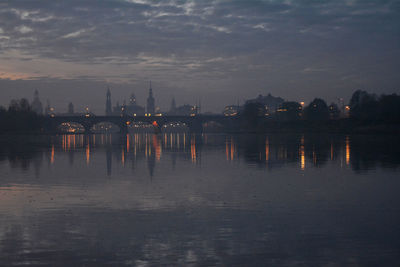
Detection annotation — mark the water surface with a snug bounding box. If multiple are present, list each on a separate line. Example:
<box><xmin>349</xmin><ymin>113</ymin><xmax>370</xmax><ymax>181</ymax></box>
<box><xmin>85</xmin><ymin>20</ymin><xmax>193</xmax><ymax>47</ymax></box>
<box><xmin>0</xmin><ymin>133</ymin><xmax>399</xmax><ymax>266</ymax></box>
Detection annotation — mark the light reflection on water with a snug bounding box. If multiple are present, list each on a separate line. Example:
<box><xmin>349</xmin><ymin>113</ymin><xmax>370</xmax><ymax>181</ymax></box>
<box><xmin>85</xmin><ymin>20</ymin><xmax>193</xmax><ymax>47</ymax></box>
<box><xmin>0</xmin><ymin>133</ymin><xmax>399</xmax><ymax>266</ymax></box>
<box><xmin>48</xmin><ymin>133</ymin><xmax>359</xmax><ymax>172</ymax></box>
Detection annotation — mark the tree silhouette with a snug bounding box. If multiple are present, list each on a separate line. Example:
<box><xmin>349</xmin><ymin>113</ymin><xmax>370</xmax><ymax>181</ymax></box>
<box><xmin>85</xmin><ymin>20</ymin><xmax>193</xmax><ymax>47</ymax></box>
<box><xmin>276</xmin><ymin>101</ymin><xmax>302</xmax><ymax>121</ymax></box>
<box><xmin>304</xmin><ymin>98</ymin><xmax>329</xmax><ymax>121</ymax></box>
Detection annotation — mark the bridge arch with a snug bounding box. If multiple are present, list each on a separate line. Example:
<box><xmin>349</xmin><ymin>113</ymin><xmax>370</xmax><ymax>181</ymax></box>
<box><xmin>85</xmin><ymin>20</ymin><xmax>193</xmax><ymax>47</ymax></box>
<box><xmin>58</xmin><ymin>122</ymin><xmax>86</xmax><ymax>133</ymax></box>
<box><xmin>91</xmin><ymin>121</ymin><xmax>121</xmax><ymax>133</ymax></box>
<box><xmin>128</xmin><ymin>121</ymin><xmax>158</xmax><ymax>133</ymax></box>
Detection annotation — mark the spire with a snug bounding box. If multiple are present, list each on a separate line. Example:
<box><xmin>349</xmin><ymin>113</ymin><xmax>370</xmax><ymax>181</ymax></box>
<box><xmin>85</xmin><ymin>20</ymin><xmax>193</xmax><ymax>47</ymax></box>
<box><xmin>149</xmin><ymin>81</ymin><xmax>153</xmax><ymax>97</ymax></box>
<box><xmin>106</xmin><ymin>87</ymin><xmax>112</xmax><ymax>116</ymax></box>
<box><xmin>147</xmin><ymin>81</ymin><xmax>155</xmax><ymax>114</ymax></box>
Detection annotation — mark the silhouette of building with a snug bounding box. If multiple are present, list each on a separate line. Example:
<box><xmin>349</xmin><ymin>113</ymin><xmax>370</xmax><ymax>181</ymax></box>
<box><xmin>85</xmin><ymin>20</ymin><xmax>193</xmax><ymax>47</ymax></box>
<box><xmin>170</xmin><ymin>97</ymin><xmax>176</xmax><ymax>113</ymax></box>
<box><xmin>68</xmin><ymin>102</ymin><xmax>74</xmax><ymax>114</ymax></box>
<box><xmin>246</xmin><ymin>93</ymin><xmax>284</xmax><ymax>113</ymax></box>
<box><xmin>31</xmin><ymin>90</ymin><xmax>43</xmax><ymax>115</ymax></box>
<box><xmin>171</xmin><ymin>104</ymin><xmax>198</xmax><ymax>116</ymax></box>
<box><xmin>106</xmin><ymin>87</ymin><xmax>112</xmax><ymax>116</ymax></box>
<box><xmin>146</xmin><ymin>82</ymin><xmax>155</xmax><ymax>115</ymax></box>
<box><xmin>125</xmin><ymin>93</ymin><xmax>145</xmax><ymax>116</ymax></box>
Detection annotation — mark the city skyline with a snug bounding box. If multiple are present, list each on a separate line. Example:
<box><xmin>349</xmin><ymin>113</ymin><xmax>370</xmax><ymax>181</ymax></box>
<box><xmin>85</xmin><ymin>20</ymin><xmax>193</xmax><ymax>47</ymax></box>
<box><xmin>0</xmin><ymin>1</ymin><xmax>399</xmax><ymax>113</ymax></box>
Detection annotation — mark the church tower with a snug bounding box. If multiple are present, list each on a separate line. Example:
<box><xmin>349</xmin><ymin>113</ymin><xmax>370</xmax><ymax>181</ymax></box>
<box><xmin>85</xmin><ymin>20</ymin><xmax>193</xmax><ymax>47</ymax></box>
<box><xmin>106</xmin><ymin>87</ymin><xmax>112</xmax><ymax>116</ymax></box>
<box><xmin>146</xmin><ymin>81</ymin><xmax>155</xmax><ymax>115</ymax></box>
<box><xmin>31</xmin><ymin>90</ymin><xmax>43</xmax><ymax>115</ymax></box>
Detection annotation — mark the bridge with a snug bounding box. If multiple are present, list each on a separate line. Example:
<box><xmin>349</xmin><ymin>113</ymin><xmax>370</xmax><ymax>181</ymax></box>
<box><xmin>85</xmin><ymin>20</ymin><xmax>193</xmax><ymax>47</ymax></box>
<box><xmin>43</xmin><ymin>115</ymin><xmax>238</xmax><ymax>133</ymax></box>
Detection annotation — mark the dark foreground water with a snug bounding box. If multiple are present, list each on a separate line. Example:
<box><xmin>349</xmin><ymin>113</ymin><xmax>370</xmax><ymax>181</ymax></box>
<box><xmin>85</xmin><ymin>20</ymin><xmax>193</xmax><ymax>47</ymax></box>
<box><xmin>0</xmin><ymin>133</ymin><xmax>399</xmax><ymax>266</ymax></box>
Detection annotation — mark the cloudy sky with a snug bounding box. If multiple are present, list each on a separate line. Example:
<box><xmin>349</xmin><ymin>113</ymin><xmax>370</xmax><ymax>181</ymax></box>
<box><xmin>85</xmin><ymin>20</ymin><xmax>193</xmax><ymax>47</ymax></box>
<box><xmin>0</xmin><ymin>0</ymin><xmax>399</xmax><ymax>113</ymax></box>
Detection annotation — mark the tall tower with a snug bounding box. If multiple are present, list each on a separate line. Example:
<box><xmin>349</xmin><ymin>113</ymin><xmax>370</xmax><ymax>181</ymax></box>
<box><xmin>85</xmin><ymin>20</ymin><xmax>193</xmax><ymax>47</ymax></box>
<box><xmin>68</xmin><ymin>102</ymin><xmax>74</xmax><ymax>114</ymax></box>
<box><xmin>31</xmin><ymin>90</ymin><xmax>43</xmax><ymax>115</ymax></box>
<box><xmin>106</xmin><ymin>87</ymin><xmax>112</xmax><ymax>116</ymax></box>
<box><xmin>170</xmin><ymin>97</ymin><xmax>176</xmax><ymax>113</ymax></box>
<box><xmin>146</xmin><ymin>81</ymin><xmax>155</xmax><ymax>115</ymax></box>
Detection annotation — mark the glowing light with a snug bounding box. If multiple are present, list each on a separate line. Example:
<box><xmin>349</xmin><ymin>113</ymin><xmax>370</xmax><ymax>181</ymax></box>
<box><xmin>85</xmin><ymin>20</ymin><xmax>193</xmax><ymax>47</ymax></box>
<box><xmin>126</xmin><ymin>134</ymin><xmax>130</xmax><ymax>152</ymax></box>
<box><xmin>226</xmin><ymin>138</ymin><xmax>230</xmax><ymax>161</ymax></box>
<box><xmin>265</xmin><ymin>137</ymin><xmax>269</xmax><ymax>162</ymax></box>
<box><xmin>300</xmin><ymin>135</ymin><xmax>305</xmax><ymax>170</ymax></box>
<box><xmin>191</xmin><ymin>135</ymin><xmax>196</xmax><ymax>163</ymax></box>
<box><xmin>345</xmin><ymin>136</ymin><xmax>350</xmax><ymax>165</ymax></box>
<box><xmin>50</xmin><ymin>144</ymin><xmax>55</xmax><ymax>164</ymax></box>
<box><xmin>86</xmin><ymin>143</ymin><xmax>90</xmax><ymax>165</ymax></box>
<box><xmin>230</xmin><ymin>136</ymin><xmax>235</xmax><ymax>161</ymax></box>
<box><xmin>153</xmin><ymin>135</ymin><xmax>162</xmax><ymax>161</ymax></box>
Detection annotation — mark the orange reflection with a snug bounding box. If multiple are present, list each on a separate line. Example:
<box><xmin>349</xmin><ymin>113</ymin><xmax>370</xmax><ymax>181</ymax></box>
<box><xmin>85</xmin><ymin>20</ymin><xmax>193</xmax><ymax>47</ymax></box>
<box><xmin>265</xmin><ymin>137</ymin><xmax>269</xmax><ymax>162</ymax></box>
<box><xmin>230</xmin><ymin>136</ymin><xmax>235</xmax><ymax>161</ymax></box>
<box><xmin>121</xmin><ymin>149</ymin><xmax>125</xmax><ymax>166</ymax></box>
<box><xmin>191</xmin><ymin>135</ymin><xmax>196</xmax><ymax>163</ymax></box>
<box><xmin>67</xmin><ymin>135</ymin><xmax>72</xmax><ymax>151</ymax></box>
<box><xmin>153</xmin><ymin>134</ymin><xmax>162</xmax><ymax>161</ymax></box>
<box><xmin>126</xmin><ymin>134</ymin><xmax>130</xmax><ymax>152</ymax></box>
<box><xmin>62</xmin><ymin>135</ymin><xmax>65</xmax><ymax>151</ymax></box>
<box><xmin>86</xmin><ymin>143</ymin><xmax>90</xmax><ymax>165</ymax></box>
<box><xmin>50</xmin><ymin>144</ymin><xmax>55</xmax><ymax>164</ymax></box>
<box><xmin>345</xmin><ymin>136</ymin><xmax>350</xmax><ymax>165</ymax></box>
<box><xmin>300</xmin><ymin>135</ymin><xmax>305</xmax><ymax>170</ymax></box>
<box><xmin>225</xmin><ymin>138</ymin><xmax>229</xmax><ymax>161</ymax></box>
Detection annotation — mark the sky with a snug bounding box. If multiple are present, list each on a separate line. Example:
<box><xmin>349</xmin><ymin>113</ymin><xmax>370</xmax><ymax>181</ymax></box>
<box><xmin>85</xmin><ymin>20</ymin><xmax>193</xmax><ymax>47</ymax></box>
<box><xmin>0</xmin><ymin>0</ymin><xmax>399</xmax><ymax>114</ymax></box>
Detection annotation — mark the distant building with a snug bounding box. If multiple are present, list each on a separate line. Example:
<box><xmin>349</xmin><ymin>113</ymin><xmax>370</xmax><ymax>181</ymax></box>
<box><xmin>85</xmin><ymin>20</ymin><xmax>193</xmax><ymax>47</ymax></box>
<box><xmin>108</xmin><ymin>90</ymin><xmax>146</xmax><ymax>116</ymax></box>
<box><xmin>170</xmin><ymin>97</ymin><xmax>176</xmax><ymax>113</ymax></box>
<box><xmin>172</xmin><ymin>104</ymin><xmax>199</xmax><ymax>116</ymax></box>
<box><xmin>146</xmin><ymin>82</ymin><xmax>155</xmax><ymax>115</ymax></box>
<box><xmin>68</xmin><ymin>102</ymin><xmax>74</xmax><ymax>114</ymax></box>
<box><xmin>106</xmin><ymin>87</ymin><xmax>112</xmax><ymax>115</ymax></box>
<box><xmin>31</xmin><ymin>90</ymin><xmax>43</xmax><ymax>115</ymax></box>
<box><xmin>246</xmin><ymin>93</ymin><xmax>284</xmax><ymax>113</ymax></box>
<box><xmin>125</xmin><ymin>93</ymin><xmax>145</xmax><ymax>116</ymax></box>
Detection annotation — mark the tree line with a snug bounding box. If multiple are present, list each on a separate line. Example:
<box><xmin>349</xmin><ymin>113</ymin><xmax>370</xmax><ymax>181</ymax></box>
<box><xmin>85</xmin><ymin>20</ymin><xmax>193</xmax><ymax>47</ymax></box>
<box><xmin>0</xmin><ymin>98</ymin><xmax>42</xmax><ymax>133</ymax></box>
<box><xmin>243</xmin><ymin>90</ymin><xmax>400</xmax><ymax>122</ymax></box>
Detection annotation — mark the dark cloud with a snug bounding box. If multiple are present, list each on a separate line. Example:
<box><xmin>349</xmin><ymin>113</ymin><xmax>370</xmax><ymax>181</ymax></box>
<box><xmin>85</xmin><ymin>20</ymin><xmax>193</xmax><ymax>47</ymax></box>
<box><xmin>0</xmin><ymin>0</ymin><xmax>399</xmax><ymax>113</ymax></box>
